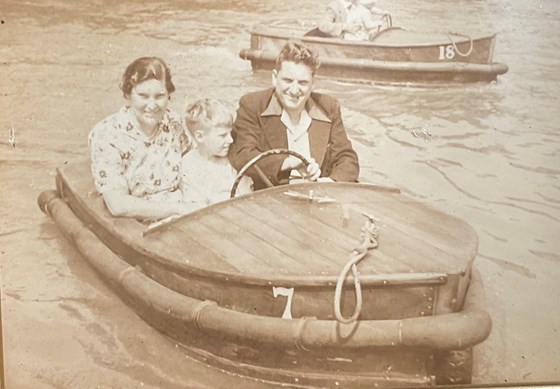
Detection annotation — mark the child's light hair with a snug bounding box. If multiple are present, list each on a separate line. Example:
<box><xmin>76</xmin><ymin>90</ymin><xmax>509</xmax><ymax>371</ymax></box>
<box><xmin>184</xmin><ymin>98</ymin><xmax>235</xmax><ymax>135</ymax></box>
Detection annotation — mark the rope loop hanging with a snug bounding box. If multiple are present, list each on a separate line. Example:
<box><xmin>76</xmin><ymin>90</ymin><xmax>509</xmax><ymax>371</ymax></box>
<box><xmin>334</xmin><ymin>214</ymin><xmax>380</xmax><ymax>324</ymax></box>
<box><xmin>447</xmin><ymin>32</ymin><xmax>474</xmax><ymax>57</ymax></box>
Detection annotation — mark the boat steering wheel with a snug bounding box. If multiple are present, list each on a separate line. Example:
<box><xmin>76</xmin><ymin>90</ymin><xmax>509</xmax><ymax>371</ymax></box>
<box><xmin>230</xmin><ymin>149</ymin><xmax>310</xmax><ymax>198</ymax></box>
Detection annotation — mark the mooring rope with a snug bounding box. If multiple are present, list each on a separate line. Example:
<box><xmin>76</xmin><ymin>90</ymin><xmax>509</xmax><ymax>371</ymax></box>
<box><xmin>334</xmin><ymin>215</ymin><xmax>379</xmax><ymax>324</ymax></box>
<box><xmin>334</xmin><ymin>250</ymin><xmax>367</xmax><ymax>324</ymax></box>
<box><xmin>447</xmin><ymin>32</ymin><xmax>474</xmax><ymax>57</ymax></box>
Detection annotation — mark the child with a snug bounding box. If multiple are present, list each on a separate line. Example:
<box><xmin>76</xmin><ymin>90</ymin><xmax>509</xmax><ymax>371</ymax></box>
<box><xmin>181</xmin><ymin>98</ymin><xmax>252</xmax><ymax>210</ymax></box>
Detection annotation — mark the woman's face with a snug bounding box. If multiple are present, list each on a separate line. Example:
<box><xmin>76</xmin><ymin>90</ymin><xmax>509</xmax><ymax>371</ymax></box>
<box><xmin>126</xmin><ymin>78</ymin><xmax>169</xmax><ymax>134</ymax></box>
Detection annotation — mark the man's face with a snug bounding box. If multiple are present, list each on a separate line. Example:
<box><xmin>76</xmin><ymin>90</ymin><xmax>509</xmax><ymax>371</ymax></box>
<box><xmin>272</xmin><ymin>61</ymin><xmax>314</xmax><ymax>119</ymax></box>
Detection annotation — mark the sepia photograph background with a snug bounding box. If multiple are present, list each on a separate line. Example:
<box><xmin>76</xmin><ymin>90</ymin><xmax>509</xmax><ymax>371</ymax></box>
<box><xmin>1</xmin><ymin>0</ymin><xmax>559</xmax><ymax>388</ymax></box>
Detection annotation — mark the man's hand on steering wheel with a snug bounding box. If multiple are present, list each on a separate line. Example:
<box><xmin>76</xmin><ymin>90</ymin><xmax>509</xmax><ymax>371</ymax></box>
<box><xmin>282</xmin><ymin>156</ymin><xmax>321</xmax><ymax>181</ymax></box>
<box><xmin>231</xmin><ymin>149</ymin><xmax>321</xmax><ymax>198</ymax></box>
<box><xmin>299</xmin><ymin>158</ymin><xmax>321</xmax><ymax>181</ymax></box>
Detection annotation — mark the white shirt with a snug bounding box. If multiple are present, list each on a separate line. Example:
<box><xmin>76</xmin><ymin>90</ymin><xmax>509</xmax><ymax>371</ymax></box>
<box><xmin>341</xmin><ymin>1</ymin><xmax>376</xmax><ymax>41</ymax></box>
<box><xmin>181</xmin><ymin>149</ymin><xmax>253</xmax><ymax>210</ymax></box>
<box><xmin>281</xmin><ymin>109</ymin><xmax>312</xmax><ymax>179</ymax></box>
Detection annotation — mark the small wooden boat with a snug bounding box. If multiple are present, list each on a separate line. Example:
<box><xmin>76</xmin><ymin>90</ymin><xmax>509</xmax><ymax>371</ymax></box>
<box><xmin>38</xmin><ymin>157</ymin><xmax>491</xmax><ymax>387</ymax></box>
<box><xmin>239</xmin><ymin>23</ymin><xmax>508</xmax><ymax>84</ymax></box>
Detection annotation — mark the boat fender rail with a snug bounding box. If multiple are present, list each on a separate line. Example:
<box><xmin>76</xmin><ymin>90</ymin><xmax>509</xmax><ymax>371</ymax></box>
<box><xmin>38</xmin><ymin>190</ymin><xmax>492</xmax><ymax>351</ymax></box>
<box><xmin>240</xmin><ymin>48</ymin><xmax>508</xmax><ymax>76</ymax></box>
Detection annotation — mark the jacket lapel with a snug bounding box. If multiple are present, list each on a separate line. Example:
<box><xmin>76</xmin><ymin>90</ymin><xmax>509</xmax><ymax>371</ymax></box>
<box><xmin>307</xmin><ymin>97</ymin><xmax>331</xmax><ymax>167</ymax></box>
<box><xmin>308</xmin><ymin>120</ymin><xmax>330</xmax><ymax>167</ymax></box>
<box><xmin>261</xmin><ymin>115</ymin><xmax>288</xmax><ymax>149</ymax></box>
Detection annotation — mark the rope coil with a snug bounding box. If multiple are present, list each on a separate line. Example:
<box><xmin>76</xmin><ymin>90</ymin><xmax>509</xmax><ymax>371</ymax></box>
<box><xmin>334</xmin><ymin>215</ymin><xmax>379</xmax><ymax>324</ymax></box>
<box><xmin>333</xmin><ymin>251</ymin><xmax>366</xmax><ymax>324</ymax></box>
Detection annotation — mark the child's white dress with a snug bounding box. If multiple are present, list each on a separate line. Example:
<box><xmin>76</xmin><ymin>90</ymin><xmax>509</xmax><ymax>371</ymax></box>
<box><xmin>181</xmin><ymin>149</ymin><xmax>253</xmax><ymax>210</ymax></box>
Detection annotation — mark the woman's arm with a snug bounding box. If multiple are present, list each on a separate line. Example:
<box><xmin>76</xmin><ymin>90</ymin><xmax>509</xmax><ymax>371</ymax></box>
<box><xmin>102</xmin><ymin>189</ymin><xmax>193</xmax><ymax>219</ymax></box>
<box><xmin>89</xmin><ymin>117</ymin><xmax>193</xmax><ymax>220</ymax></box>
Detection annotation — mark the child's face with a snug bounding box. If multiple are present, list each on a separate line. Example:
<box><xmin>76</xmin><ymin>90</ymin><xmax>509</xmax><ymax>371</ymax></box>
<box><xmin>197</xmin><ymin>125</ymin><xmax>233</xmax><ymax>158</ymax></box>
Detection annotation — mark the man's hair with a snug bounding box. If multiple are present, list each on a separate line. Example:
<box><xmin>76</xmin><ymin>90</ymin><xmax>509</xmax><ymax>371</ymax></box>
<box><xmin>275</xmin><ymin>41</ymin><xmax>321</xmax><ymax>75</ymax></box>
<box><xmin>184</xmin><ymin>98</ymin><xmax>234</xmax><ymax>135</ymax></box>
<box><xmin>120</xmin><ymin>57</ymin><xmax>175</xmax><ymax>97</ymax></box>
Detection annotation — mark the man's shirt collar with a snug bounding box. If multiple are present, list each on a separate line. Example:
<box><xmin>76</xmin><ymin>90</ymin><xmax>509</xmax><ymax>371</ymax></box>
<box><xmin>261</xmin><ymin>92</ymin><xmax>331</xmax><ymax>123</ymax></box>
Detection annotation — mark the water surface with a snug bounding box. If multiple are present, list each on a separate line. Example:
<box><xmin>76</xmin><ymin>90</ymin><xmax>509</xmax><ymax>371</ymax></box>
<box><xmin>1</xmin><ymin>0</ymin><xmax>559</xmax><ymax>387</ymax></box>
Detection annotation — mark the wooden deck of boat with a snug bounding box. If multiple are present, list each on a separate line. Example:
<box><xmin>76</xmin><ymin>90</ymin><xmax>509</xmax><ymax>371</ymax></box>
<box><xmin>61</xmin><ymin>161</ymin><xmax>477</xmax><ymax>278</ymax></box>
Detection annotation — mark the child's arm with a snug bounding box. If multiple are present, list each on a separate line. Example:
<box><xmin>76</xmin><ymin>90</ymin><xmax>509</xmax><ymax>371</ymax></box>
<box><xmin>236</xmin><ymin>176</ymin><xmax>254</xmax><ymax>196</ymax></box>
<box><xmin>181</xmin><ymin>184</ymin><xmax>210</xmax><ymax>211</ymax></box>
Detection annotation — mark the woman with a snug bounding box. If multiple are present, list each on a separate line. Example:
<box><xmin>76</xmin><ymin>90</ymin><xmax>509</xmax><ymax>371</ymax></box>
<box><xmin>89</xmin><ymin>57</ymin><xmax>194</xmax><ymax>220</ymax></box>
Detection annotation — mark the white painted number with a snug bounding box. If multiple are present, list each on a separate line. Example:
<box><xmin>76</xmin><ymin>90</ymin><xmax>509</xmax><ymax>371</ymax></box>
<box><xmin>272</xmin><ymin>287</ymin><xmax>294</xmax><ymax>319</ymax></box>
<box><xmin>438</xmin><ymin>45</ymin><xmax>455</xmax><ymax>60</ymax></box>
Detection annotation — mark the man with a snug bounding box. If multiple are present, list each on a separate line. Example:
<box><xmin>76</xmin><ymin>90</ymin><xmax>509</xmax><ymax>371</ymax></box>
<box><xmin>229</xmin><ymin>42</ymin><xmax>359</xmax><ymax>190</ymax></box>
<box><xmin>318</xmin><ymin>0</ymin><xmax>380</xmax><ymax>40</ymax></box>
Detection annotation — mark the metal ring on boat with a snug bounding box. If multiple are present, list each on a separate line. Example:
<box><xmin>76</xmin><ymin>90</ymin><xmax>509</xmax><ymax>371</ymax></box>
<box><xmin>193</xmin><ymin>300</ymin><xmax>218</xmax><ymax>330</ymax></box>
<box><xmin>294</xmin><ymin>317</ymin><xmax>314</xmax><ymax>352</ymax></box>
<box><xmin>118</xmin><ymin>266</ymin><xmax>137</xmax><ymax>283</ymax></box>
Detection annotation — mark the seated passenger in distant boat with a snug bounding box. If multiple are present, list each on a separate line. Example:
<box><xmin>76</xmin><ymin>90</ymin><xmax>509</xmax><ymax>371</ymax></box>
<box><xmin>361</xmin><ymin>0</ymin><xmax>390</xmax><ymax>31</ymax></box>
<box><xmin>181</xmin><ymin>98</ymin><xmax>253</xmax><ymax>210</ymax></box>
<box><xmin>318</xmin><ymin>0</ymin><xmax>379</xmax><ymax>41</ymax></box>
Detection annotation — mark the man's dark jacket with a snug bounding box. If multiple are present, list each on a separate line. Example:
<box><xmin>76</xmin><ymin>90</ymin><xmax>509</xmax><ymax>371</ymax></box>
<box><xmin>229</xmin><ymin>88</ymin><xmax>359</xmax><ymax>189</ymax></box>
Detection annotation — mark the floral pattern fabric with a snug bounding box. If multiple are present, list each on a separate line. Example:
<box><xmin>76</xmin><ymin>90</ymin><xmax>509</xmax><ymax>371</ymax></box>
<box><xmin>89</xmin><ymin>106</ymin><xmax>193</xmax><ymax>203</ymax></box>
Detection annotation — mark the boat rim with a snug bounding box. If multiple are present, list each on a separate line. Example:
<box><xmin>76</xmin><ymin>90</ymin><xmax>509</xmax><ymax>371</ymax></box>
<box><xmin>50</xmin><ymin>165</ymin><xmax>476</xmax><ymax>289</ymax></box>
<box><xmin>251</xmin><ymin>24</ymin><xmax>497</xmax><ymax>49</ymax></box>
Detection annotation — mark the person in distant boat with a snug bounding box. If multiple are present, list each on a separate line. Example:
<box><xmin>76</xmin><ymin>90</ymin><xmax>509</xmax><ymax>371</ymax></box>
<box><xmin>229</xmin><ymin>41</ymin><xmax>359</xmax><ymax>190</ymax></box>
<box><xmin>181</xmin><ymin>98</ymin><xmax>253</xmax><ymax>209</ymax></box>
<box><xmin>318</xmin><ymin>0</ymin><xmax>379</xmax><ymax>40</ymax></box>
<box><xmin>89</xmin><ymin>57</ymin><xmax>195</xmax><ymax>220</ymax></box>
<box><xmin>361</xmin><ymin>0</ymin><xmax>391</xmax><ymax>31</ymax></box>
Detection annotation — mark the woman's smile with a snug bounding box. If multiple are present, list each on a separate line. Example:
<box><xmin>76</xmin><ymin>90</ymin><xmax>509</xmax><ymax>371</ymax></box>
<box><xmin>127</xmin><ymin>78</ymin><xmax>169</xmax><ymax>135</ymax></box>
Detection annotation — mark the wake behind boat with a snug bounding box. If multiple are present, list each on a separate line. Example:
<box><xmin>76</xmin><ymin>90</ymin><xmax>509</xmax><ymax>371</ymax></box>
<box><xmin>38</xmin><ymin>158</ymin><xmax>491</xmax><ymax>387</ymax></box>
<box><xmin>240</xmin><ymin>23</ymin><xmax>508</xmax><ymax>85</ymax></box>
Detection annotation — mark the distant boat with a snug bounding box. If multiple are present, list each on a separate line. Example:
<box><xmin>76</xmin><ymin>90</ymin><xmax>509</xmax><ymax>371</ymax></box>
<box><xmin>240</xmin><ymin>23</ymin><xmax>508</xmax><ymax>85</ymax></box>
<box><xmin>38</xmin><ymin>154</ymin><xmax>491</xmax><ymax>387</ymax></box>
